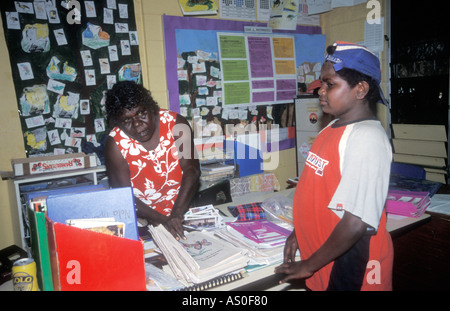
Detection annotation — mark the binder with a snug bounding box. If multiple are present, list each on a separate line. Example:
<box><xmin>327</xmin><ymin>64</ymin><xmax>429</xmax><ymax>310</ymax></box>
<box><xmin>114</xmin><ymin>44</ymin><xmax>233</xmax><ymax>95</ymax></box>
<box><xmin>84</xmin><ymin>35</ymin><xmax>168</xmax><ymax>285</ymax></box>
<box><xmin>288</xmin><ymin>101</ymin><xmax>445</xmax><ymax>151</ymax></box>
<box><xmin>46</xmin><ymin>187</ymin><xmax>139</xmax><ymax>241</ymax></box>
<box><xmin>26</xmin><ymin>184</ymin><xmax>106</xmax><ymax>291</ymax></box>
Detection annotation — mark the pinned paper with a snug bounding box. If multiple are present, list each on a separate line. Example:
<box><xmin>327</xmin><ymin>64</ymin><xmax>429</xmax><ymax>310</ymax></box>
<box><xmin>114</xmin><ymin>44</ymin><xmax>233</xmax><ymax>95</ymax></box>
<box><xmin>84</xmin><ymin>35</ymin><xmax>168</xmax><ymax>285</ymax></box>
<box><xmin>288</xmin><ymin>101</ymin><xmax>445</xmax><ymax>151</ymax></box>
<box><xmin>119</xmin><ymin>3</ymin><xmax>129</xmax><ymax>18</ymax></box>
<box><xmin>84</xmin><ymin>1</ymin><xmax>97</xmax><ymax>18</ymax></box>
<box><xmin>15</xmin><ymin>2</ymin><xmax>34</xmax><ymax>14</ymax></box>
<box><xmin>5</xmin><ymin>12</ymin><xmax>20</xmax><ymax>29</ymax></box>
<box><xmin>120</xmin><ymin>40</ymin><xmax>131</xmax><ymax>55</ymax></box>
<box><xmin>17</xmin><ymin>62</ymin><xmax>34</xmax><ymax>80</ymax></box>
<box><xmin>108</xmin><ymin>45</ymin><xmax>119</xmax><ymax>61</ymax></box>
<box><xmin>94</xmin><ymin>118</ymin><xmax>106</xmax><ymax>132</ymax></box>
<box><xmin>48</xmin><ymin>129</ymin><xmax>61</xmax><ymax>145</ymax></box>
<box><xmin>104</xmin><ymin>8</ymin><xmax>114</xmax><ymax>24</ymax></box>
<box><xmin>85</xmin><ymin>69</ymin><xmax>96</xmax><ymax>86</ymax></box>
<box><xmin>53</xmin><ymin>28</ymin><xmax>68</xmax><ymax>46</ymax></box>
<box><xmin>115</xmin><ymin>23</ymin><xmax>129</xmax><ymax>33</ymax></box>
<box><xmin>47</xmin><ymin>79</ymin><xmax>66</xmax><ymax>94</ymax></box>
<box><xmin>107</xmin><ymin>75</ymin><xmax>117</xmax><ymax>89</ymax></box>
<box><xmin>99</xmin><ymin>58</ymin><xmax>110</xmax><ymax>74</ymax></box>
<box><xmin>80</xmin><ymin>100</ymin><xmax>90</xmax><ymax>115</ymax></box>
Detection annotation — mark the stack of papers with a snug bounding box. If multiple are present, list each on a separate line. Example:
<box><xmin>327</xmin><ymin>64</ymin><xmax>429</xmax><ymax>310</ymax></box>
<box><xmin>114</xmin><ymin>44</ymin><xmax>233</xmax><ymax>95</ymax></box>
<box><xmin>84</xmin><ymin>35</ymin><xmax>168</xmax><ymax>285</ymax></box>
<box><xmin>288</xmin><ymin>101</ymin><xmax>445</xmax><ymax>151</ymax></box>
<box><xmin>183</xmin><ymin>204</ymin><xmax>225</xmax><ymax>231</ymax></box>
<box><xmin>214</xmin><ymin>228</ymin><xmax>284</xmax><ymax>266</ymax></box>
<box><xmin>148</xmin><ymin>225</ymin><xmax>248</xmax><ymax>284</ymax></box>
<box><xmin>226</xmin><ymin>220</ymin><xmax>291</xmax><ymax>248</ymax></box>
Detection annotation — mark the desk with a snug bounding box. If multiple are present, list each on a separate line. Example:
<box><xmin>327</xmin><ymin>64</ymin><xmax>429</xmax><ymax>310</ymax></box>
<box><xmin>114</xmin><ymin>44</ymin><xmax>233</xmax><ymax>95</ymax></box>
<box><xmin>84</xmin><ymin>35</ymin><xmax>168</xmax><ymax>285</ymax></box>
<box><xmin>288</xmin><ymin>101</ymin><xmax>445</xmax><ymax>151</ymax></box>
<box><xmin>0</xmin><ymin>189</ymin><xmax>432</xmax><ymax>291</ymax></box>
<box><xmin>208</xmin><ymin>189</ymin><xmax>431</xmax><ymax>291</ymax></box>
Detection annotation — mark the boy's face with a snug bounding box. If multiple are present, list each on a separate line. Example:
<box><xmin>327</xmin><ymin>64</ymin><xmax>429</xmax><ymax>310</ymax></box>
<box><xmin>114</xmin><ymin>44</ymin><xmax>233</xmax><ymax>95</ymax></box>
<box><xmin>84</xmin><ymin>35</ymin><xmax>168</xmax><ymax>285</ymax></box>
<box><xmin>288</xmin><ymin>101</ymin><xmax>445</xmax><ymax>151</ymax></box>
<box><xmin>318</xmin><ymin>62</ymin><xmax>363</xmax><ymax>122</ymax></box>
<box><xmin>118</xmin><ymin>103</ymin><xmax>156</xmax><ymax>143</ymax></box>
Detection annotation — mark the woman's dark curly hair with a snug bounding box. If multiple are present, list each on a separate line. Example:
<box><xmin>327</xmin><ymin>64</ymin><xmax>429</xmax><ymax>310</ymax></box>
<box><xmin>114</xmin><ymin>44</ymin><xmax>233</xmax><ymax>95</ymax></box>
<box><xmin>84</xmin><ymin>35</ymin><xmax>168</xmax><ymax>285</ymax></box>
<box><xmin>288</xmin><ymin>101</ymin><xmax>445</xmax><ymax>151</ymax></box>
<box><xmin>326</xmin><ymin>45</ymin><xmax>381</xmax><ymax>113</ymax></box>
<box><xmin>104</xmin><ymin>81</ymin><xmax>160</xmax><ymax>128</ymax></box>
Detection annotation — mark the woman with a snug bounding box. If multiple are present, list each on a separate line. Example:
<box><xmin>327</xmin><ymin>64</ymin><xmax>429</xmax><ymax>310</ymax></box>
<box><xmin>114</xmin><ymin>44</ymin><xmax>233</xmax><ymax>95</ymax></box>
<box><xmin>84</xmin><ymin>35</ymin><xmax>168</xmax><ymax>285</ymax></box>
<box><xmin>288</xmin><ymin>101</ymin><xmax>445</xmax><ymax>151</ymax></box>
<box><xmin>104</xmin><ymin>81</ymin><xmax>200</xmax><ymax>239</ymax></box>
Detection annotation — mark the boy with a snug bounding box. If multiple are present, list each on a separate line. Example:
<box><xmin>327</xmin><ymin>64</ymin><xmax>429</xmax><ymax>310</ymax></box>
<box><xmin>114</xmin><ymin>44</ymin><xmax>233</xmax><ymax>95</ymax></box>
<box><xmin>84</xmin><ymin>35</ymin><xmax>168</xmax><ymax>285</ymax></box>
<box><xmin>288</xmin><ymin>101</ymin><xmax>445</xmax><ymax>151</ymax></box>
<box><xmin>275</xmin><ymin>42</ymin><xmax>393</xmax><ymax>290</ymax></box>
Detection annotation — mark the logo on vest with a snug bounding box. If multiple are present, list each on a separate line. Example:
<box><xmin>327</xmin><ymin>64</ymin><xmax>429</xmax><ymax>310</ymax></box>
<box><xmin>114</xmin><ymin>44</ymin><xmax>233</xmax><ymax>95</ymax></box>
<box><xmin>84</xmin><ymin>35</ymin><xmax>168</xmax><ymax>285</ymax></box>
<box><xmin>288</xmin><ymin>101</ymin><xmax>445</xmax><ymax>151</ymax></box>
<box><xmin>305</xmin><ymin>152</ymin><xmax>329</xmax><ymax>176</ymax></box>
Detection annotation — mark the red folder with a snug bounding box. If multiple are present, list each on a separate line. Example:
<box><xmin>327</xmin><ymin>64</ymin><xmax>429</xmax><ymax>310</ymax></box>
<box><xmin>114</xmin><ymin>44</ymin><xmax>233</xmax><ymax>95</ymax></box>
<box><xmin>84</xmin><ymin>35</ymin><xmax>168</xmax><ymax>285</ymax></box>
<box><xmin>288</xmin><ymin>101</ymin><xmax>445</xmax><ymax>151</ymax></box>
<box><xmin>46</xmin><ymin>217</ymin><xmax>146</xmax><ymax>291</ymax></box>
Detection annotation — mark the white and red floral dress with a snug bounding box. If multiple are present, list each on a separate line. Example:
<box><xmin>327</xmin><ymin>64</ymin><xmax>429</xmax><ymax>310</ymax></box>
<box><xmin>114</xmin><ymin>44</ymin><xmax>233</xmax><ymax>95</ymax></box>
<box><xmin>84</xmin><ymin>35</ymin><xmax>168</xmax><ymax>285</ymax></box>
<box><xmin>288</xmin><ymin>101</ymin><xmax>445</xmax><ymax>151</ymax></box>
<box><xmin>109</xmin><ymin>110</ymin><xmax>183</xmax><ymax>216</ymax></box>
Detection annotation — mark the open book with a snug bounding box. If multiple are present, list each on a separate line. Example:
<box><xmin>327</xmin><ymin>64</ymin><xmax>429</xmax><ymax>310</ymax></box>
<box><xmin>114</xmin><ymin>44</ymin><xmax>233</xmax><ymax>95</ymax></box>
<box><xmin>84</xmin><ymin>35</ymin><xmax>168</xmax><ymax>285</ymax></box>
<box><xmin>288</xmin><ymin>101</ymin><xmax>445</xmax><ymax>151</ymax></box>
<box><xmin>148</xmin><ymin>225</ymin><xmax>248</xmax><ymax>284</ymax></box>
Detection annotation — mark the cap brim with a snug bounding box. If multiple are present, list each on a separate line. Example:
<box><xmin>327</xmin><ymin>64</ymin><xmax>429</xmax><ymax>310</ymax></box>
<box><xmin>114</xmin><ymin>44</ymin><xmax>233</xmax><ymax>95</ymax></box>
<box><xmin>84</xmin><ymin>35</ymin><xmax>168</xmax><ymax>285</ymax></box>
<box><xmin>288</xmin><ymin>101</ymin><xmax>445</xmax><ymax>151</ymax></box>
<box><xmin>378</xmin><ymin>85</ymin><xmax>388</xmax><ymax>106</ymax></box>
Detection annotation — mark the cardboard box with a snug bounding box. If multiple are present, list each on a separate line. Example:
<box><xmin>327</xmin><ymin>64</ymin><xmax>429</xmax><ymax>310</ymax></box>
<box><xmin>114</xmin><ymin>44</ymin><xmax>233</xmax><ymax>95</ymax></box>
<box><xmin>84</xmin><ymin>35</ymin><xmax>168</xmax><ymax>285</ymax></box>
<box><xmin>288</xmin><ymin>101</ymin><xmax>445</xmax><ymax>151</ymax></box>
<box><xmin>46</xmin><ymin>218</ymin><xmax>146</xmax><ymax>291</ymax></box>
<box><xmin>11</xmin><ymin>152</ymin><xmax>97</xmax><ymax>176</ymax></box>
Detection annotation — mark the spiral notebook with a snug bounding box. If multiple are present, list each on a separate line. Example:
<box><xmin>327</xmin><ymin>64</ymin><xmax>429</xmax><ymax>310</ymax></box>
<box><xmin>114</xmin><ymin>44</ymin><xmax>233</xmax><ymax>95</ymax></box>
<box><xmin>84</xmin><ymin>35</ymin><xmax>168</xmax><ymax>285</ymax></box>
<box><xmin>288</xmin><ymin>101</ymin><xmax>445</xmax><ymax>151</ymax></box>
<box><xmin>177</xmin><ymin>271</ymin><xmax>244</xmax><ymax>291</ymax></box>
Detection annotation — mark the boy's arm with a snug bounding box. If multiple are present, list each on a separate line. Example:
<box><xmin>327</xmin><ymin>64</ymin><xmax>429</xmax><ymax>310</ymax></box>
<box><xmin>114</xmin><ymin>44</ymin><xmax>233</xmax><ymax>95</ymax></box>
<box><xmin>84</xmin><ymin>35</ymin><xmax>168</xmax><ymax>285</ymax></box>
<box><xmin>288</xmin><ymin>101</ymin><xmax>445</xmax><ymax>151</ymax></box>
<box><xmin>276</xmin><ymin>211</ymin><xmax>367</xmax><ymax>282</ymax></box>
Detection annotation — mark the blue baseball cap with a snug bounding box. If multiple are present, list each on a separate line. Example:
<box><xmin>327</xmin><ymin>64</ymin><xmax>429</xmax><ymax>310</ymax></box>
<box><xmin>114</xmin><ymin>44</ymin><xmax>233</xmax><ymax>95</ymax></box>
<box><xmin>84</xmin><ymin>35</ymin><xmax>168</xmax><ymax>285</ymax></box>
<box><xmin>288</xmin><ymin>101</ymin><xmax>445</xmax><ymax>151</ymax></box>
<box><xmin>325</xmin><ymin>41</ymin><xmax>388</xmax><ymax>105</ymax></box>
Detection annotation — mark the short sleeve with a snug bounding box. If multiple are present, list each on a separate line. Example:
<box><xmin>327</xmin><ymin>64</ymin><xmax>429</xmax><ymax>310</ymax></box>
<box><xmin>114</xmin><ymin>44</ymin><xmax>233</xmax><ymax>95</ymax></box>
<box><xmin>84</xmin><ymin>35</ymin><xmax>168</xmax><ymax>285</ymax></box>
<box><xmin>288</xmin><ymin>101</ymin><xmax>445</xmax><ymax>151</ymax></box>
<box><xmin>328</xmin><ymin>121</ymin><xmax>392</xmax><ymax>229</ymax></box>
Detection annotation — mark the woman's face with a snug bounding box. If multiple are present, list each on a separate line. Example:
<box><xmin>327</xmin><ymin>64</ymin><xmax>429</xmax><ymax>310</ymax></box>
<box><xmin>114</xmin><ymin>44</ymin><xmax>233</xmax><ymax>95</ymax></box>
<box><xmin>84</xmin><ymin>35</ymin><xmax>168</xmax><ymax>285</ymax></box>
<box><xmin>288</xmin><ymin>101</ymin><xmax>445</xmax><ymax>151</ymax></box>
<box><xmin>118</xmin><ymin>103</ymin><xmax>156</xmax><ymax>143</ymax></box>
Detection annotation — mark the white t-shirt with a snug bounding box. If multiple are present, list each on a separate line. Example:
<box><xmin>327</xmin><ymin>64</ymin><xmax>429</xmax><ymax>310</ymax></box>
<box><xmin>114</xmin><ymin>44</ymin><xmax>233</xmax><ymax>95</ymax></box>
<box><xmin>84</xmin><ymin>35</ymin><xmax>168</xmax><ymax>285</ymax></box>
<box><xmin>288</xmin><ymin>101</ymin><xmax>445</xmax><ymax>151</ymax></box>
<box><xmin>327</xmin><ymin>119</ymin><xmax>392</xmax><ymax>229</ymax></box>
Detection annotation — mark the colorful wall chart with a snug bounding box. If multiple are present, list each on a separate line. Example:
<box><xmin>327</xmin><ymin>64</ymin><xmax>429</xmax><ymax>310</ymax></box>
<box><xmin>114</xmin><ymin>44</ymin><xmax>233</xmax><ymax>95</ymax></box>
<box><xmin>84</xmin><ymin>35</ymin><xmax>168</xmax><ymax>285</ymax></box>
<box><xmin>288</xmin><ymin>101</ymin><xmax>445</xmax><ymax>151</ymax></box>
<box><xmin>0</xmin><ymin>0</ymin><xmax>141</xmax><ymax>160</ymax></box>
<box><xmin>218</xmin><ymin>33</ymin><xmax>298</xmax><ymax>107</ymax></box>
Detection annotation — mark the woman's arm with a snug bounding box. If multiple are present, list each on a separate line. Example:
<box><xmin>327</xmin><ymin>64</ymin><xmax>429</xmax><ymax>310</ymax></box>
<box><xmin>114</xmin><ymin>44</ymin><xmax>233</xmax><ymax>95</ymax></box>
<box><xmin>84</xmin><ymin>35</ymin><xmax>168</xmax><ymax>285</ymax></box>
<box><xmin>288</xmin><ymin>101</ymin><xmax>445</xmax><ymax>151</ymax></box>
<box><xmin>166</xmin><ymin>114</ymin><xmax>201</xmax><ymax>239</ymax></box>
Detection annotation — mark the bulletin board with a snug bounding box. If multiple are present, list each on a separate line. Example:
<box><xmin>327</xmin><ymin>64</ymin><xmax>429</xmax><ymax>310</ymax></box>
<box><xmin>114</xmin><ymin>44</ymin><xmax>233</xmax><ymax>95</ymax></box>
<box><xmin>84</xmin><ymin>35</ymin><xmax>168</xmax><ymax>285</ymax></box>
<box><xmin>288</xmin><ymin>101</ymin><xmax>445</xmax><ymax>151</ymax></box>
<box><xmin>163</xmin><ymin>15</ymin><xmax>325</xmax><ymax>140</ymax></box>
<box><xmin>0</xmin><ymin>0</ymin><xmax>141</xmax><ymax>161</ymax></box>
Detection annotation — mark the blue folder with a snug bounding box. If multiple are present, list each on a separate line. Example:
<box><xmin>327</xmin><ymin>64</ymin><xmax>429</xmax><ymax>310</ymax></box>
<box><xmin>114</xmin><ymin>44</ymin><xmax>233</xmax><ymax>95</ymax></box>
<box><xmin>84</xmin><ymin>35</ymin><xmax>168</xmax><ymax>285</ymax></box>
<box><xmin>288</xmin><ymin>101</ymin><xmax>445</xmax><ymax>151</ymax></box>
<box><xmin>46</xmin><ymin>187</ymin><xmax>139</xmax><ymax>241</ymax></box>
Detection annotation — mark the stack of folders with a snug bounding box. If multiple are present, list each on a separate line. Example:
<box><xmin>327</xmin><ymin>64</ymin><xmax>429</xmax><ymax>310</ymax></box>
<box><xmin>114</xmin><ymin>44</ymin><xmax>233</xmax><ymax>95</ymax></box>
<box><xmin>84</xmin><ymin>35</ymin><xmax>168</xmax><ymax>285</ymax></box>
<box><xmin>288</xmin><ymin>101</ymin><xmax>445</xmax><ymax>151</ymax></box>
<box><xmin>386</xmin><ymin>190</ymin><xmax>431</xmax><ymax>218</ymax></box>
<box><xmin>200</xmin><ymin>162</ymin><xmax>234</xmax><ymax>182</ymax></box>
<box><xmin>215</xmin><ymin>220</ymin><xmax>292</xmax><ymax>266</ymax></box>
<box><xmin>148</xmin><ymin>225</ymin><xmax>248</xmax><ymax>285</ymax></box>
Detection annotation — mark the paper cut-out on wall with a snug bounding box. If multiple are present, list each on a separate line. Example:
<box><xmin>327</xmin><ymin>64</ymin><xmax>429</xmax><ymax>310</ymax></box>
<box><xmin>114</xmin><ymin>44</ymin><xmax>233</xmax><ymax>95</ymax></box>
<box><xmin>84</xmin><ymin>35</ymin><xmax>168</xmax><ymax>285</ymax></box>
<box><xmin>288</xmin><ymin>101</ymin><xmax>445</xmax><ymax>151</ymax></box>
<box><xmin>118</xmin><ymin>63</ymin><xmax>141</xmax><ymax>83</ymax></box>
<box><xmin>82</xmin><ymin>22</ymin><xmax>110</xmax><ymax>49</ymax></box>
<box><xmin>20</xmin><ymin>84</ymin><xmax>50</xmax><ymax>116</ymax></box>
<box><xmin>53</xmin><ymin>92</ymin><xmax>80</xmax><ymax>119</ymax></box>
<box><xmin>46</xmin><ymin>56</ymin><xmax>77</xmax><ymax>82</ymax></box>
<box><xmin>24</xmin><ymin>127</ymin><xmax>47</xmax><ymax>151</ymax></box>
<box><xmin>21</xmin><ymin>23</ymin><xmax>50</xmax><ymax>53</ymax></box>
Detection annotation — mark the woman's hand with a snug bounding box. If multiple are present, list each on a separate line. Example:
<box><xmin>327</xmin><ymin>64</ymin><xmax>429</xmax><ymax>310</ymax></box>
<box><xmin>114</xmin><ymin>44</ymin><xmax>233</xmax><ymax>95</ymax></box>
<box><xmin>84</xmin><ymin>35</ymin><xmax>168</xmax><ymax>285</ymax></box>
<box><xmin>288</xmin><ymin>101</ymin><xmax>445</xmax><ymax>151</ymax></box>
<box><xmin>164</xmin><ymin>213</ymin><xmax>186</xmax><ymax>240</ymax></box>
